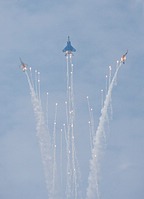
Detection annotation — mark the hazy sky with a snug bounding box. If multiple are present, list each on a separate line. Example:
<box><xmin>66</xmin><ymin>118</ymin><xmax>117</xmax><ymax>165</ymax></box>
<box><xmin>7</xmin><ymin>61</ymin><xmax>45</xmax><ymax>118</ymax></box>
<box><xmin>0</xmin><ymin>0</ymin><xmax>144</xmax><ymax>199</ymax></box>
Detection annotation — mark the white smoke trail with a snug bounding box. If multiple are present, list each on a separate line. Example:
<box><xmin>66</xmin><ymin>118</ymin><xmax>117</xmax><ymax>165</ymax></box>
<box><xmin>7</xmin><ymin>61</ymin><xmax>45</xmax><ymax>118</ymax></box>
<box><xmin>37</xmin><ymin>71</ymin><xmax>41</xmax><ymax>102</ymax></box>
<box><xmin>86</xmin><ymin>61</ymin><xmax>122</xmax><ymax>199</ymax></box>
<box><xmin>65</xmin><ymin>55</ymin><xmax>72</xmax><ymax>199</ymax></box>
<box><xmin>65</xmin><ymin>100</ymin><xmax>72</xmax><ymax>199</ymax></box>
<box><xmin>25</xmin><ymin>71</ymin><xmax>53</xmax><ymax>199</ymax></box>
<box><xmin>108</xmin><ymin>66</ymin><xmax>112</xmax><ymax>88</ymax></box>
<box><xmin>108</xmin><ymin>66</ymin><xmax>113</xmax><ymax>120</ymax></box>
<box><xmin>46</xmin><ymin>92</ymin><xmax>49</xmax><ymax>131</ymax></box>
<box><xmin>65</xmin><ymin>54</ymin><xmax>80</xmax><ymax>199</ymax></box>
<box><xmin>87</xmin><ymin>96</ymin><xmax>95</xmax><ymax>151</ymax></box>
<box><xmin>114</xmin><ymin>60</ymin><xmax>120</xmax><ymax>86</ymax></box>
<box><xmin>29</xmin><ymin>67</ymin><xmax>34</xmax><ymax>88</ymax></box>
<box><xmin>34</xmin><ymin>70</ymin><xmax>38</xmax><ymax>96</ymax></box>
<box><xmin>105</xmin><ymin>75</ymin><xmax>108</xmax><ymax>95</ymax></box>
<box><xmin>101</xmin><ymin>89</ymin><xmax>104</xmax><ymax>108</ymax></box>
<box><xmin>70</xmin><ymin>55</ymin><xmax>77</xmax><ymax>199</ymax></box>
<box><xmin>52</xmin><ymin>103</ymin><xmax>58</xmax><ymax>197</ymax></box>
<box><xmin>60</xmin><ymin>128</ymin><xmax>63</xmax><ymax>187</ymax></box>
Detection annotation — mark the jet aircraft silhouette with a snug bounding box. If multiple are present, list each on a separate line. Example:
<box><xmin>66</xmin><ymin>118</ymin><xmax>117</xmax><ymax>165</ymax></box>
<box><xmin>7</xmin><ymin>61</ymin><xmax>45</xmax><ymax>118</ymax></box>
<box><xmin>19</xmin><ymin>58</ymin><xmax>27</xmax><ymax>72</ymax></box>
<box><xmin>63</xmin><ymin>36</ymin><xmax>76</xmax><ymax>55</ymax></box>
<box><xmin>121</xmin><ymin>50</ymin><xmax>128</xmax><ymax>64</ymax></box>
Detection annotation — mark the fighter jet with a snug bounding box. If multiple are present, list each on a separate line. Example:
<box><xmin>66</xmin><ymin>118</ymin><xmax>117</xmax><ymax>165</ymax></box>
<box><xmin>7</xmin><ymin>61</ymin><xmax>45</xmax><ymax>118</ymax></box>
<box><xmin>121</xmin><ymin>50</ymin><xmax>128</xmax><ymax>64</ymax></box>
<box><xmin>63</xmin><ymin>36</ymin><xmax>76</xmax><ymax>55</ymax></box>
<box><xmin>19</xmin><ymin>58</ymin><xmax>27</xmax><ymax>72</ymax></box>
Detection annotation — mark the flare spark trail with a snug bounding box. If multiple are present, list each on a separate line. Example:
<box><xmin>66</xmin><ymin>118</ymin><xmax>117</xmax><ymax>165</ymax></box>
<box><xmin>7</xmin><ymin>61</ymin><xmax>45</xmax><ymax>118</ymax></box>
<box><xmin>87</xmin><ymin>96</ymin><xmax>95</xmax><ymax>151</ymax></box>
<box><xmin>86</xmin><ymin>60</ymin><xmax>122</xmax><ymax>199</ymax></box>
<box><xmin>63</xmin><ymin>37</ymin><xmax>80</xmax><ymax>199</ymax></box>
<box><xmin>24</xmin><ymin>67</ymin><xmax>53</xmax><ymax>199</ymax></box>
<box><xmin>52</xmin><ymin>103</ymin><xmax>58</xmax><ymax>196</ymax></box>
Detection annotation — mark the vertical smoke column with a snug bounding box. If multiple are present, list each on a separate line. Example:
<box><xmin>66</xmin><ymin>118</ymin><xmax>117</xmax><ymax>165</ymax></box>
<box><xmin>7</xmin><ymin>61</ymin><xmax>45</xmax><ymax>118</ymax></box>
<box><xmin>63</xmin><ymin>37</ymin><xmax>80</xmax><ymax>199</ymax></box>
<box><xmin>86</xmin><ymin>60</ymin><xmax>122</xmax><ymax>199</ymax></box>
<box><xmin>25</xmin><ymin>70</ymin><xmax>53</xmax><ymax>199</ymax></box>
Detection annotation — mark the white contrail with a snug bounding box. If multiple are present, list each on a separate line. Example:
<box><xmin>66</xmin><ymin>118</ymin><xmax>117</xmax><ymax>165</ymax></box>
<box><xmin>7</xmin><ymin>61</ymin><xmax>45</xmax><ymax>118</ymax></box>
<box><xmin>25</xmin><ymin>71</ymin><xmax>53</xmax><ymax>199</ymax></box>
<box><xmin>86</xmin><ymin>61</ymin><xmax>122</xmax><ymax>199</ymax></box>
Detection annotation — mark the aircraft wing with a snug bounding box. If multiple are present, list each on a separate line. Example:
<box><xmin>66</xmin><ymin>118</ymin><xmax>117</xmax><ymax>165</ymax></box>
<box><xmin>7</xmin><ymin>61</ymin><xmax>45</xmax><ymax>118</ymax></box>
<box><xmin>71</xmin><ymin>46</ymin><xmax>76</xmax><ymax>52</ymax></box>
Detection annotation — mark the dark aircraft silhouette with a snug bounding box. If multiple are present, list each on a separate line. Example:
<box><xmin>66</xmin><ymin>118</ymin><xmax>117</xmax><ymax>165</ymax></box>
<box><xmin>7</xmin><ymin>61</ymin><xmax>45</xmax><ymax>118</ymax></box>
<box><xmin>63</xmin><ymin>36</ymin><xmax>76</xmax><ymax>55</ymax></box>
<box><xmin>121</xmin><ymin>50</ymin><xmax>128</xmax><ymax>64</ymax></box>
<box><xmin>19</xmin><ymin>58</ymin><xmax>27</xmax><ymax>72</ymax></box>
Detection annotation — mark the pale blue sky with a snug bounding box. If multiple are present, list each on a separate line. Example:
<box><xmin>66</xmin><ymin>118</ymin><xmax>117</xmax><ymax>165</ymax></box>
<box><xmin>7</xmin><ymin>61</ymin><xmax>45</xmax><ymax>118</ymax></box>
<box><xmin>0</xmin><ymin>1</ymin><xmax>144</xmax><ymax>199</ymax></box>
